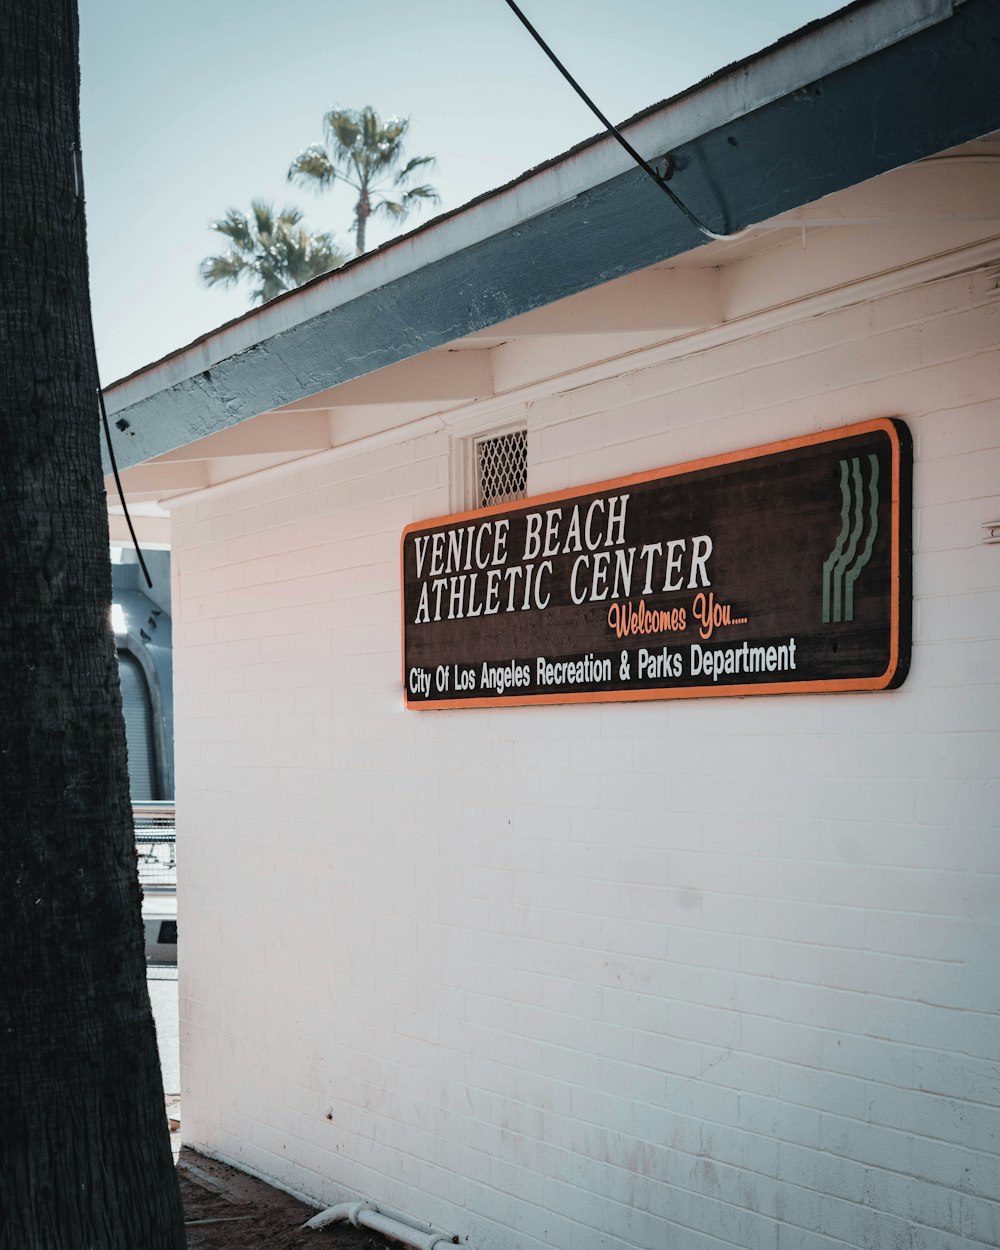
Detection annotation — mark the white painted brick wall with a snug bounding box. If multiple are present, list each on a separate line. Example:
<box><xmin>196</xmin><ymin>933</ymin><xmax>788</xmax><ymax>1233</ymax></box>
<box><xmin>175</xmin><ymin>265</ymin><xmax>999</xmax><ymax>1250</ymax></box>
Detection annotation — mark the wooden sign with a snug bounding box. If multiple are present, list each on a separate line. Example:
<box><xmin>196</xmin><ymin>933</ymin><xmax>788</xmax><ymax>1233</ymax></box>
<box><xmin>400</xmin><ymin>418</ymin><xmax>911</xmax><ymax>709</ymax></box>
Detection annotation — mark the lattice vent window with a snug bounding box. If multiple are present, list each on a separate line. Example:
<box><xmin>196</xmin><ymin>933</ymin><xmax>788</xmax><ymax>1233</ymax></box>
<box><xmin>474</xmin><ymin>428</ymin><xmax>527</xmax><ymax>509</ymax></box>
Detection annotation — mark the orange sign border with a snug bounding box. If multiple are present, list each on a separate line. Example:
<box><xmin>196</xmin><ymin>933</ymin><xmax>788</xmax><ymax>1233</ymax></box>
<box><xmin>400</xmin><ymin>417</ymin><xmax>911</xmax><ymax>710</ymax></box>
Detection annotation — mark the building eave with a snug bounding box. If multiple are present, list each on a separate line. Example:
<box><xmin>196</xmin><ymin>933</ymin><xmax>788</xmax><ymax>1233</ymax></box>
<box><xmin>102</xmin><ymin>0</ymin><xmax>1000</xmax><ymax>474</ymax></box>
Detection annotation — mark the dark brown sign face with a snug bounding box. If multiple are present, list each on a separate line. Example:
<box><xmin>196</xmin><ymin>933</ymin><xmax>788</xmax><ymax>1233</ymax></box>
<box><xmin>401</xmin><ymin>419</ymin><xmax>911</xmax><ymax>709</ymax></box>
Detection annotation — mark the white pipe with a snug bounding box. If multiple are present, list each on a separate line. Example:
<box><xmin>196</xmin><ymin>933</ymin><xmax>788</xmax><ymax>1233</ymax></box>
<box><xmin>303</xmin><ymin>1201</ymin><xmax>363</xmax><ymax>1230</ymax></box>
<box><xmin>360</xmin><ymin>1199</ymin><xmax>449</xmax><ymax>1237</ymax></box>
<box><xmin>356</xmin><ymin>1208</ymin><xmax>455</xmax><ymax>1250</ymax></box>
<box><xmin>303</xmin><ymin>1199</ymin><xmax>459</xmax><ymax>1249</ymax></box>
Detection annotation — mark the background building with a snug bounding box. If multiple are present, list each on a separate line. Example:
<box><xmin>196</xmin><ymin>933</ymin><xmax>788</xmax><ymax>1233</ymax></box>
<box><xmin>112</xmin><ymin>548</ymin><xmax>173</xmax><ymax>801</ymax></box>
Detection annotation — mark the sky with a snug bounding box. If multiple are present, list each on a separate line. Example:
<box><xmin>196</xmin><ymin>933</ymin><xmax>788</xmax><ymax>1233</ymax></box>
<box><xmin>79</xmin><ymin>0</ymin><xmax>846</xmax><ymax>385</ymax></box>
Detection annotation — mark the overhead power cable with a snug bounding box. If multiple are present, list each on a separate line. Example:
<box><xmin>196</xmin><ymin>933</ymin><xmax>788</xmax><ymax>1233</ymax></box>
<box><xmin>503</xmin><ymin>0</ymin><xmax>741</xmax><ymax>242</ymax></box>
<box><xmin>69</xmin><ymin>151</ymin><xmax>153</xmax><ymax>588</ymax></box>
<box><xmin>98</xmin><ymin>387</ymin><xmax>152</xmax><ymax>589</ymax></box>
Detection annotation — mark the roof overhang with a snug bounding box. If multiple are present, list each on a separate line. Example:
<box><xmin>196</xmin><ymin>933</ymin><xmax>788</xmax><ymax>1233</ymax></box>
<box><xmin>103</xmin><ymin>0</ymin><xmax>1000</xmax><ymax>487</ymax></box>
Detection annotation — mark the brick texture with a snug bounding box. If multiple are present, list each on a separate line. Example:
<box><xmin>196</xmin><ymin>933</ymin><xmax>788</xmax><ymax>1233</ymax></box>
<box><xmin>175</xmin><ymin>267</ymin><xmax>1000</xmax><ymax>1250</ymax></box>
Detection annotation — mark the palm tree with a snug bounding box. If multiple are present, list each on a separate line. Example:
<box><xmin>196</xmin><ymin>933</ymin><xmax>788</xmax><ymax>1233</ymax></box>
<box><xmin>1</xmin><ymin>0</ymin><xmax>186</xmax><ymax>1244</ymax></box>
<box><xmin>199</xmin><ymin>200</ymin><xmax>347</xmax><ymax>304</ymax></box>
<box><xmin>288</xmin><ymin>106</ymin><xmax>439</xmax><ymax>255</ymax></box>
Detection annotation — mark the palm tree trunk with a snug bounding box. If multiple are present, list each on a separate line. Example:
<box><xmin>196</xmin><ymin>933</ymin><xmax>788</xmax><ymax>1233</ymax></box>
<box><xmin>356</xmin><ymin>187</ymin><xmax>370</xmax><ymax>254</ymax></box>
<box><xmin>0</xmin><ymin>3</ymin><xmax>186</xmax><ymax>1247</ymax></box>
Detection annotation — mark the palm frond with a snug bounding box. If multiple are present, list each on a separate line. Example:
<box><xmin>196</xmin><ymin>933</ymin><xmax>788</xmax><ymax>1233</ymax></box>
<box><xmin>288</xmin><ymin>146</ymin><xmax>339</xmax><ymax>189</ymax></box>
<box><xmin>199</xmin><ymin>199</ymin><xmax>347</xmax><ymax>304</ymax></box>
<box><xmin>325</xmin><ymin>109</ymin><xmax>361</xmax><ymax>156</ymax></box>
<box><xmin>250</xmin><ymin>199</ymin><xmax>276</xmax><ymax>242</ymax></box>
<box><xmin>198</xmin><ymin>254</ymin><xmax>247</xmax><ymax>288</ymax></box>
<box><xmin>400</xmin><ymin>184</ymin><xmax>439</xmax><ymax>206</ymax></box>
<box><xmin>207</xmin><ymin>209</ymin><xmax>254</xmax><ymax>253</ymax></box>
<box><xmin>394</xmin><ymin>155</ymin><xmax>435</xmax><ymax>185</ymax></box>
<box><xmin>373</xmin><ymin>198</ymin><xmax>406</xmax><ymax>220</ymax></box>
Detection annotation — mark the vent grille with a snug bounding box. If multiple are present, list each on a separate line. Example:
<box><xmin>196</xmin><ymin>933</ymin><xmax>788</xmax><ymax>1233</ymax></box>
<box><xmin>474</xmin><ymin>428</ymin><xmax>527</xmax><ymax>509</ymax></box>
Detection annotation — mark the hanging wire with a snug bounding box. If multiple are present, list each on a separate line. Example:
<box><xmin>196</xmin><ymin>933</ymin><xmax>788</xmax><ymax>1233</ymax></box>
<box><xmin>503</xmin><ymin>0</ymin><xmax>742</xmax><ymax>242</ymax></box>
<box><xmin>68</xmin><ymin>140</ymin><xmax>153</xmax><ymax>586</ymax></box>
<box><xmin>61</xmin><ymin>0</ymin><xmax>153</xmax><ymax>588</ymax></box>
<box><xmin>98</xmin><ymin>388</ymin><xmax>153</xmax><ymax>589</ymax></box>
<box><xmin>62</xmin><ymin>0</ymin><xmax>154</xmax><ymax>590</ymax></box>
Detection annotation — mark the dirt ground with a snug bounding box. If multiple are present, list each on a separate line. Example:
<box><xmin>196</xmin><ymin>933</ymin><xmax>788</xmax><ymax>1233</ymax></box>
<box><xmin>179</xmin><ymin>1148</ymin><xmax>396</xmax><ymax>1250</ymax></box>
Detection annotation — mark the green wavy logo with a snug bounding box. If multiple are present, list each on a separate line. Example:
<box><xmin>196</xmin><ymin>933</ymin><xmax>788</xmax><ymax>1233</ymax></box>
<box><xmin>822</xmin><ymin>454</ymin><xmax>879</xmax><ymax>623</ymax></box>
